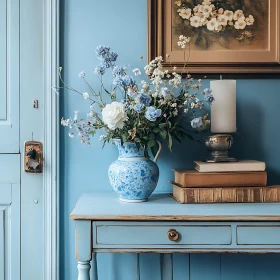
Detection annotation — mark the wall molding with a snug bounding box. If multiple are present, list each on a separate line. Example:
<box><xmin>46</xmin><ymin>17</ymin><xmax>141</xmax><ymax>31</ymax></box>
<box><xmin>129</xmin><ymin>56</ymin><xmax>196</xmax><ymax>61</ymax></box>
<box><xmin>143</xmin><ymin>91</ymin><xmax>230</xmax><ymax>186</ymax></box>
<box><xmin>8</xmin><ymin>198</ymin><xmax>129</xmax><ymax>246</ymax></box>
<box><xmin>43</xmin><ymin>0</ymin><xmax>59</xmax><ymax>279</ymax></box>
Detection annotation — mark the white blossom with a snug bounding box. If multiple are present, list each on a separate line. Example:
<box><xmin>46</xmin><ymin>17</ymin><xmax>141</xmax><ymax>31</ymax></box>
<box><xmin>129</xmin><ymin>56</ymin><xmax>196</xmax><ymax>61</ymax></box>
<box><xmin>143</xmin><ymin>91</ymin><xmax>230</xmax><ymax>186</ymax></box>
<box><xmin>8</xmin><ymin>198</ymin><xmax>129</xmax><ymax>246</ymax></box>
<box><xmin>102</xmin><ymin>102</ymin><xmax>127</xmax><ymax>130</ymax></box>
<box><xmin>83</xmin><ymin>92</ymin><xmax>90</xmax><ymax>100</ymax></box>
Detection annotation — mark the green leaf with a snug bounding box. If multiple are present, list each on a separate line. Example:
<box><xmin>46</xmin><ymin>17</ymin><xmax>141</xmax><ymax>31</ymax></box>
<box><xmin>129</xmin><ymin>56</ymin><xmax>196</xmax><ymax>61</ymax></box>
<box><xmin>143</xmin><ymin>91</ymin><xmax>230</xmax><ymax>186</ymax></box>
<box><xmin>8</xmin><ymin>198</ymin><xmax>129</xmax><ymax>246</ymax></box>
<box><xmin>142</xmin><ymin>136</ymin><xmax>149</xmax><ymax>140</ymax></box>
<box><xmin>168</xmin><ymin>133</ymin><xmax>173</xmax><ymax>151</ymax></box>
<box><xmin>159</xmin><ymin>123</ymin><xmax>166</xmax><ymax>129</ymax></box>
<box><xmin>159</xmin><ymin>130</ymin><xmax>167</xmax><ymax>139</ymax></box>
<box><xmin>147</xmin><ymin>138</ymin><xmax>156</xmax><ymax>150</ymax></box>
<box><xmin>153</xmin><ymin>128</ymin><xmax>160</xmax><ymax>133</ymax></box>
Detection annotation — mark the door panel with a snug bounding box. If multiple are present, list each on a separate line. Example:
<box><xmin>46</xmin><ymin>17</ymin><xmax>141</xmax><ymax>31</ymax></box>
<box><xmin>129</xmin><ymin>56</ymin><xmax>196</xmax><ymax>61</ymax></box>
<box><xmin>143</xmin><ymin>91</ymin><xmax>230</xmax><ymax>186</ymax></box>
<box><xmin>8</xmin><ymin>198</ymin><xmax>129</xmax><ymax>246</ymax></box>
<box><xmin>0</xmin><ymin>0</ymin><xmax>7</xmax><ymax>120</ymax></box>
<box><xmin>0</xmin><ymin>155</ymin><xmax>20</xmax><ymax>280</ymax></box>
<box><xmin>0</xmin><ymin>0</ymin><xmax>19</xmax><ymax>153</ymax></box>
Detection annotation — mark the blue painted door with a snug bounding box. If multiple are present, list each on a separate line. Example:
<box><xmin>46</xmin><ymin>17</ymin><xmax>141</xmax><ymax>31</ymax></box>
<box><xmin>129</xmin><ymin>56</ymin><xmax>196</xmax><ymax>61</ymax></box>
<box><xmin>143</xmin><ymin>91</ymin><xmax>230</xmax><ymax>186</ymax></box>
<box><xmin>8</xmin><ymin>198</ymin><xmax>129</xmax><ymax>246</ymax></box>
<box><xmin>0</xmin><ymin>0</ymin><xmax>44</xmax><ymax>279</ymax></box>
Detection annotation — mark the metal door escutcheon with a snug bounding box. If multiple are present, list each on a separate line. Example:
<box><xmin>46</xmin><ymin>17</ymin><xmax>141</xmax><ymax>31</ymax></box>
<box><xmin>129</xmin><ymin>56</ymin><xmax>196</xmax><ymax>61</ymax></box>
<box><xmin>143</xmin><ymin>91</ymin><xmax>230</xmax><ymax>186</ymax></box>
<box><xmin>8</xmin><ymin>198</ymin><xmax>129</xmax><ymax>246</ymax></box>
<box><xmin>24</xmin><ymin>141</ymin><xmax>43</xmax><ymax>173</ymax></box>
<box><xmin>167</xmin><ymin>229</ymin><xmax>179</xmax><ymax>241</ymax></box>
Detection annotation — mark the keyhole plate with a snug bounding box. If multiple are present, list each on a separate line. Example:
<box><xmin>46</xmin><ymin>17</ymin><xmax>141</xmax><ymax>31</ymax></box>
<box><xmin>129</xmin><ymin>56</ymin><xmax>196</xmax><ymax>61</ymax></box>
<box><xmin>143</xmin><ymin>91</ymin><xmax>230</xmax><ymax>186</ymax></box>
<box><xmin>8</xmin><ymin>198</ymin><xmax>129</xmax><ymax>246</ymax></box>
<box><xmin>24</xmin><ymin>141</ymin><xmax>43</xmax><ymax>173</ymax></box>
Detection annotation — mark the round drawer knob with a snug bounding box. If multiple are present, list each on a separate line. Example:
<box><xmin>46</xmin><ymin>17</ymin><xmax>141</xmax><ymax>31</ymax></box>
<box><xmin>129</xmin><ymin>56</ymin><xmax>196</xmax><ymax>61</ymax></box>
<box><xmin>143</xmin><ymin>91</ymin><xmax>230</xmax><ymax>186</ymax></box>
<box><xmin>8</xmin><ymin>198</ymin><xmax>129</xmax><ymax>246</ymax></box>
<box><xmin>167</xmin><ymin>229</ymin><xmax>179</xmax><ymax>241</ymax></box>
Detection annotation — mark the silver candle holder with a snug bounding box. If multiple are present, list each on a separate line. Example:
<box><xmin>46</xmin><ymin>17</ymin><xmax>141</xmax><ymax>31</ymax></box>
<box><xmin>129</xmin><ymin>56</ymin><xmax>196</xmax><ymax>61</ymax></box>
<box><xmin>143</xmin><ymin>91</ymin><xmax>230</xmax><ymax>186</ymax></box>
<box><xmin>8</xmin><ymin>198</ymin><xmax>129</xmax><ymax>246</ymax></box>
<box><xmin>204</xmin><ymin>134</ymin><xmax>237</xmax><ymax>163</ymax></box>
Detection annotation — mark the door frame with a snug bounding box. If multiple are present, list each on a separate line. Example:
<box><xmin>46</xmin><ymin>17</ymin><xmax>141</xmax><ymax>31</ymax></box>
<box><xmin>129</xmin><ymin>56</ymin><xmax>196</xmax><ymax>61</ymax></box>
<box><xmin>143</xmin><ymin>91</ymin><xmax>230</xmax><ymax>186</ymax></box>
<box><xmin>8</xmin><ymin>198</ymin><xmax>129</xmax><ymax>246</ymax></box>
<box><xmin>43</xmin><ymin>0</ymin><xmax>59</xmax><ymax>279</ymax></box>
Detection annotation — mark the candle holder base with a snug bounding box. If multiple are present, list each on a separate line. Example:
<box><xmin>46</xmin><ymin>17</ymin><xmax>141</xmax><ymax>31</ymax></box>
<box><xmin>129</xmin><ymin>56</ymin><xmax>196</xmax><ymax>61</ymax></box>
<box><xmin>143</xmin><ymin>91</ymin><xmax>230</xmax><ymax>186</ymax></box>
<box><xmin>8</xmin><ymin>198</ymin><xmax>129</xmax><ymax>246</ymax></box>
<box><xmin>204</xmin><ymin>134</ymin><xmax>237</xmax><ymax>163</ymax></box>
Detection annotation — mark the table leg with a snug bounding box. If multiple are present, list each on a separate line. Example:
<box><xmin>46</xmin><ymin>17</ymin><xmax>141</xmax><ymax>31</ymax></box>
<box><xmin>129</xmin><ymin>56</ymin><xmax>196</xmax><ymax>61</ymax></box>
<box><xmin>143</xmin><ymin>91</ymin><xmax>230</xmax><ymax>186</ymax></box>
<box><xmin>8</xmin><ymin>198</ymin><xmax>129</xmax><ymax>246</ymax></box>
<box><xmin>78</xmin><ymin>261</ymin><xmax>91</xmax><ymax>280</ymax></box>
<box><xmin>161</xmin><ymin>254</ymin><xmax>173</xmax><ymax>280</ymax></box>
<box><xmin>75</xmin><ymin>221</ymin><xmax>92</xmax><ymax>280</ymax></box>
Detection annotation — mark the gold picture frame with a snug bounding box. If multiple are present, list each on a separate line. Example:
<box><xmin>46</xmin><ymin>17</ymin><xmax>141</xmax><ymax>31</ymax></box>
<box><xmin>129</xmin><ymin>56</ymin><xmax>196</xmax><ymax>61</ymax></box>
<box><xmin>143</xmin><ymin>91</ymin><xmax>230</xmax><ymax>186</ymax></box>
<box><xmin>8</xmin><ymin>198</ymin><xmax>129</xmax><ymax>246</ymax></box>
<box><xmin>148</xmin><ymin>0</ymin><xmax>280</xmax><ymax>77</ymax></box>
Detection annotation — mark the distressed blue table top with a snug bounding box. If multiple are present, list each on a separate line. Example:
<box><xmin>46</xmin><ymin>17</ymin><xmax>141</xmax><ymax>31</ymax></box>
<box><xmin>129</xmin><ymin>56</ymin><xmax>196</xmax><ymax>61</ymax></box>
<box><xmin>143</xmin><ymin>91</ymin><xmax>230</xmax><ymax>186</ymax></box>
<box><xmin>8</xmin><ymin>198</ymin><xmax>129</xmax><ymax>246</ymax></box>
<box><xmin>70</xmin><ymin>192</ymin><xmax>280</xmax><ymax>221</ymax></box>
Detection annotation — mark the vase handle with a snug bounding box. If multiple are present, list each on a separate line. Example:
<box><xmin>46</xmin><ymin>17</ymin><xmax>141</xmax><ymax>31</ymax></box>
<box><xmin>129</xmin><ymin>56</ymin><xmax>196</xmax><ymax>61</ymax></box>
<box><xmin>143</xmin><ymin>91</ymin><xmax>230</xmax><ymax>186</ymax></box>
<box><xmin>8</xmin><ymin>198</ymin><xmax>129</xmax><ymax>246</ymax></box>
<box><xmin>153</xmin><ymin>141</ymin><xmax>162</xmax><ymax>163</ymax></box>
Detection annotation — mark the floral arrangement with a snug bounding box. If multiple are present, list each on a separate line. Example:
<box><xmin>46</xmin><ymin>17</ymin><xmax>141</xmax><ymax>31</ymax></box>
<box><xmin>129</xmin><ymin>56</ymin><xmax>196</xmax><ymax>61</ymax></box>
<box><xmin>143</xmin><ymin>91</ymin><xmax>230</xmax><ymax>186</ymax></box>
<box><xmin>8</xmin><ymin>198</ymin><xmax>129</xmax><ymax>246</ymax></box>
<box><xmin>58</xmin><ymin>37</ymin><xmax>213</xmax><ymax>156</ymax></box>
<box><xmin>176</xmin><ymin>0</ymin><xmax>254</xmax><ymax>32</ymax></box>
<box><xmin>174</xmin><ymin>0</ymin><xmax>257</xmax><ymax>49</ymax></box>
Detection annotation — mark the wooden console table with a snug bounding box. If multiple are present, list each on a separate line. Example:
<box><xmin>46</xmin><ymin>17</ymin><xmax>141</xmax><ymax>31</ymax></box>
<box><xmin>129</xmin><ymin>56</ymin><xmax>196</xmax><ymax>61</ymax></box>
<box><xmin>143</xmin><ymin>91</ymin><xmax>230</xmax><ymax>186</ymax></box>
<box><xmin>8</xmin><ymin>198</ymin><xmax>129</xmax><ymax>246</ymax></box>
<box><xmin>70</xmin><ymin>192</ymin><xmax>280</xmax><ymax>280</ymax></box>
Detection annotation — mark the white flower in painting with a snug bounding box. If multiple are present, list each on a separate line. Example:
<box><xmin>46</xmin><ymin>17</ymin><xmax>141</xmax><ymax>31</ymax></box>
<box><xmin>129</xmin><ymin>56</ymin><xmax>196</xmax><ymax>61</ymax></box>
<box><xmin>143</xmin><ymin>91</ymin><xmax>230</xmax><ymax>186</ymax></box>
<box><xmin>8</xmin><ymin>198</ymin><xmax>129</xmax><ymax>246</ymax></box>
<box><xmin>233</xmin><ymin>10</ymin><xmax>244</xmax><ymax>21</ymax></box>
<box><xmin>246</xmin><ymin>15</ymin><xmax>255</xmax><ymax>26</ymax></box>
<box><xmin>190</xmin><ymin>16</ymin><xmax>201</xmax><ymax>27</ymax></box>
<box><xmin>68</xmin><ymin>132</ymin><xmax>75</xmax><ymax>138</ymax></box>
<box><xmin>175</xmin><ymin>1</ymin><xmax>182</xmax><ymax>6</ymax></box>
<box><xmin>178</xmin><ymin>8</ymin><xmax>192</xmax><ymax>19</ymax></box>
<box><xmin>83</xmin><ymin>92</ymin><xmax>90</xmax><ymax>100</ymax></box>
<box><xmin>193</xmin><ymin>5</ymin><xmax>199</xmax><ymax>13</ymax></box>
<box><xmin>218</xmin><ymin>8</ymin><xmax>224</xmax><ymax>14</ymax></box>
<box><xmin>218</xmin><ymin>15</ymin><xmax>228</xmax><ymax>26</ymax></box>
<box><xmin>202</xmin><ymin>5</ymin><xmax>212</xmax><ymax>16</ymax></box>
<box><xmin>197</xmin><ymin>13</ymin><xmax>207</xmax><ymax>23</ymax></box>
<box><xmin>224</xmin><ymin>10</ymin><xmax>233</xmax><ymax>21</ymax></box>
<box><xmin>234</xmin><ymin>18</ymin><xmax>247</xmax><ymax>30</ymax></box>
<box><xmin>202</xmin><ymin>0</ymin><xmax>211</xmax><ymax>5</ymax></box>
<box><xmin>102</xmin><ymin>101</ymin><xmax>127</xmax><ymax>130</ymax></box>
<box><xmin>215</xmin><ymin>23</ymin><xmax>223</xmax><ymax>32</ymax></box>
<box><xmin>207</xmin><ymin>18</ymin><xmax>218</xmax><ymax>31</ymax></box>
<box><xmin>132</xmin><ymin>68</ymin><xmax>141</xmax><ymax>76</ymax></box>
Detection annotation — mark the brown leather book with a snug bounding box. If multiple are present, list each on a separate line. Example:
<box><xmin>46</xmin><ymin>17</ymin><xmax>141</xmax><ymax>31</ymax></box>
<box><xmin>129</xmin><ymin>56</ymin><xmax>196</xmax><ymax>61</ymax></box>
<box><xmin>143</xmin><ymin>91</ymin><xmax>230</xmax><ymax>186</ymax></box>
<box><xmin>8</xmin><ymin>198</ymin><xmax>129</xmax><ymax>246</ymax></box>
<box><xmin>173</xmin><ymin>170</ymin><xmax>267</xmax><ymax>187</ymax></box>
<box><xmin>172</xmin><ymin>184</ymin><xmax>280</xmax><ymax>204</ymax></box>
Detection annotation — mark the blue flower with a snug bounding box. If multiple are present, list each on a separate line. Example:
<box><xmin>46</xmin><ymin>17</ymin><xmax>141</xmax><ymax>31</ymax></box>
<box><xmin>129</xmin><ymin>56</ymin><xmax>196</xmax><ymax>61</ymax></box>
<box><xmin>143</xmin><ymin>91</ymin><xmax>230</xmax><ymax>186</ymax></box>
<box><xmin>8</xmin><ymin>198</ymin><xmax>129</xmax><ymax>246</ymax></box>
<box><xmin>160</xmin><ymin>87</ymin><xmax>170</xmax><ymax>98</ymax></box>
<box><xmin>94</xmin><ymin>65</ymin><xmax>106</xmax><ymax>75</ymax></box>
<box><xmin>136</xmin><ymin>93</ymin><xmax>152</xmax><ymax>107</ymax></box>
<box><xmin>145</xmin><ymin>106</ymin><xmax>162</xmax><ymax>122</ymax></box>
<box><xmin>134</xmin><ymin>104</ymin><xmax>144</xmax><ymax>113</ymax></box>
<box><xmin>205</xmin><ymin>95</ymin><xmax>215</xmax><ymax>104</ymax></box>
<box><xmin>101</xmin><ymin>58</ymin><xmax>112</xmax><ymax>68</ymax></box>
<box><xmin>190</xmin><ymin>117</ymin><xmax>203</xmax><ymax>129</ymax></box>
<box><xmin>113</xmin><ymin>77</ymin><xmax>126</xmax><ymax>87</ymax></box>
<box><xmin>95</xmin><ymin>45</ymin><xmax>110</xmax><ymax>59</ymax></box>
<box><xmin>121</xmin><ymin>99</ymin><xmax>130</xmax><ymax>105</ymax></box>
<box><xmin>204</xmin><ymin>88</ymin><xmax>212</xmax><ymax>95</ymax></box>
<box><xmin>123</xmin><ymin>75</ymin><xmax>136</xmax><ymax>88</ymax></box>
<box><xmin>112</xmin><ymin>66</ymin><xmax>126</xmax><ymax>77</ymax></box>
<box><xmin>110</xmin><ymin>51</ymin><xmax>118</xmax><ymax>62</ymax></box>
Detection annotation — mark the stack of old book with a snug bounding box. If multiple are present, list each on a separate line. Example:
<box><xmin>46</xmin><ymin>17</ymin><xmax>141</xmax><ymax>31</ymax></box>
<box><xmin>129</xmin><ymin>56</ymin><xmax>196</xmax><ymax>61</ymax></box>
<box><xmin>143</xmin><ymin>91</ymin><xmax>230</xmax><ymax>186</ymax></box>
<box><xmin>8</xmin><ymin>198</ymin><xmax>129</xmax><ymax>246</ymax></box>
<box><xmin>170</xmin><ymin>160</ymin><xmax>280</xmax><ymax>204</ymax></box>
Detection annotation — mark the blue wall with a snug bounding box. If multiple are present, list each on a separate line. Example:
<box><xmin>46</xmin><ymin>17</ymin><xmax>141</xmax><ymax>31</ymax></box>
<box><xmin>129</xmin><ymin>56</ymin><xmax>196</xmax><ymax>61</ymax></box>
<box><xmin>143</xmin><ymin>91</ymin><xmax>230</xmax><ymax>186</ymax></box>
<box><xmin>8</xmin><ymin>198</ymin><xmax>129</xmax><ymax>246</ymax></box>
<box><xmin>60</xmin><ymin>1</ymin><xmax>280</xmax><ymax>279</ymax></box>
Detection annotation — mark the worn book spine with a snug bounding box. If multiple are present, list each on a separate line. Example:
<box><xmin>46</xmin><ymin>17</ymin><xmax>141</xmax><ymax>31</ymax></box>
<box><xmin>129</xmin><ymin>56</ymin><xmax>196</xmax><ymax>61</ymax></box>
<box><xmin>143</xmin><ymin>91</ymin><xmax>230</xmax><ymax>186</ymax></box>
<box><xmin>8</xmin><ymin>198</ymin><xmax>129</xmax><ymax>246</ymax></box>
<box><xmin>172</xmin><ymin>185</ymin><xmax>280</xmax><ymax>204</ymax></box>
<box><xmin>172</xmin><ymin>171</ymin><xmax>267</xmax><ymax>187</ymax></box>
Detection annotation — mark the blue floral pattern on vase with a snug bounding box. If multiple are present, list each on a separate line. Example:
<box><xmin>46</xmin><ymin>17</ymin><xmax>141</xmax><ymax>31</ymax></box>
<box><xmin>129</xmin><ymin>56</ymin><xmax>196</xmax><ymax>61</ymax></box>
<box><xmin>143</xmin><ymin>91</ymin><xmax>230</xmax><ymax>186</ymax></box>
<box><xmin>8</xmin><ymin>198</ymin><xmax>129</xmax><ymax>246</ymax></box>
<box><xmin>108</xmin><ymin>139</ymin><xmax>159</xmax><ymax>202</ymax></box>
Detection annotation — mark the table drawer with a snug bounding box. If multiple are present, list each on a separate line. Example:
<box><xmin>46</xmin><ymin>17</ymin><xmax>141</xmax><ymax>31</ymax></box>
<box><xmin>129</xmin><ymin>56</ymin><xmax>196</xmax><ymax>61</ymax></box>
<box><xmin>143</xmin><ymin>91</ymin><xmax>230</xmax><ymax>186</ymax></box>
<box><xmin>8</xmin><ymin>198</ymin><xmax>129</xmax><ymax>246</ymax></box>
<box><xmin>96</xmin><ymin>223</ymin><xmax>232</xmax><ymax>246</ymax></box>
<box><xmin>237</xmin><ymin>226</ymin><xmax>280</xmax><ymax>245</ymax></box>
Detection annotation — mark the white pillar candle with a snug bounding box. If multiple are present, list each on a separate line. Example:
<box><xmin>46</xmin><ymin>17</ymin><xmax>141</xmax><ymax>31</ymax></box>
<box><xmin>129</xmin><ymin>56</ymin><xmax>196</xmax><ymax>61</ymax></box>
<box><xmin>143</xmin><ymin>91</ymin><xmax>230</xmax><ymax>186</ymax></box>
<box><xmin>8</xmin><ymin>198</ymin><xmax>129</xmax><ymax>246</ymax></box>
<box><xmin>210</xmin><ymin>80</ymin><xmax>236</xmax><ymax>133</ymax></box>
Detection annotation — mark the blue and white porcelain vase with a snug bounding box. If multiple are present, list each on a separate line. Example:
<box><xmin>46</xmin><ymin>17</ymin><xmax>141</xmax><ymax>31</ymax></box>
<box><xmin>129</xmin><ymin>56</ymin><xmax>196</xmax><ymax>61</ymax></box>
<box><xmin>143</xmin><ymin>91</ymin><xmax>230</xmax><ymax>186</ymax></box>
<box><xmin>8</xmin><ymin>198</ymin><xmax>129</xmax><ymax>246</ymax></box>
<box><xmin>108</xmin><ymin>139</ymin><xmax>161</xmax><ymax>202</ymax></box>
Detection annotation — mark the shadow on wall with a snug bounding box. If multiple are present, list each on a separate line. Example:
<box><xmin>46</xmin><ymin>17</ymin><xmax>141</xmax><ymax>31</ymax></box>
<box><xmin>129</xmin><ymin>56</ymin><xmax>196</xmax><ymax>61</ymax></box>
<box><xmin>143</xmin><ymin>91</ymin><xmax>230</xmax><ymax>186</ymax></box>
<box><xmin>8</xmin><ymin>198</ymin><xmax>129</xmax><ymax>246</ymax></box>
<box><xmin>233</xmin><ymin>100</ymin><xmax>280</xmax><ymax>185</ymax></box>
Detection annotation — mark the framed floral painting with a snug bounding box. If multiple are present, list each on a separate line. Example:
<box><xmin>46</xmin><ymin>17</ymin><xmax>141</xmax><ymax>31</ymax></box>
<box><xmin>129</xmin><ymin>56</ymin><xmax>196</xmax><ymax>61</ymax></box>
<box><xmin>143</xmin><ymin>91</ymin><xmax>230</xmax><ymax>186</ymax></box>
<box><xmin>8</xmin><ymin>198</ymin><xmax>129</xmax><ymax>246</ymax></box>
<box><xmin>148</xmin><ymin>0</ymin><xmax>280</xmax><ymax>76</ymax></box>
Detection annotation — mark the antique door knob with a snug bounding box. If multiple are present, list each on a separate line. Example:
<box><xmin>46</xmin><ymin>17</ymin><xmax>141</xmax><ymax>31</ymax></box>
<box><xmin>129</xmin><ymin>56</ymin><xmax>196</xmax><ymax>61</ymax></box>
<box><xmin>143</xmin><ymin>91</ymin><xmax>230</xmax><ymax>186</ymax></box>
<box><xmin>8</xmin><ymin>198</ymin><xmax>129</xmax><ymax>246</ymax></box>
<box><xmin>167</xmin><ymin>229</ymin><xmax>179</xmax><ymax>241</ymax></box>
